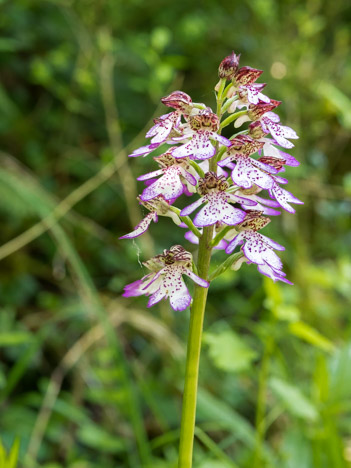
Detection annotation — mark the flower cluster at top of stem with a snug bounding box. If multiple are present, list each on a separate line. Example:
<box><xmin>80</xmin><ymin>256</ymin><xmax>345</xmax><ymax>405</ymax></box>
<box><xmin>121</xmin><ymin>51</ymin><xmax>302</xmax><ymax>311</ymax></box>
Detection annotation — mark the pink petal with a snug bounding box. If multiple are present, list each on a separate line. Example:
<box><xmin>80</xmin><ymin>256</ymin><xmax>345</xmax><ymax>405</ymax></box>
<box><xmin>122</xmin><ymin>279</ymin><xmax>145</xmax><ymax>298</ymax></box>
<box><xmin>259</xmin><ymin>233</ymin><xmax>285</xmax><ymax>251</ymax></box>
<box><xmin>257</xmin><ymin>263</ymin><xmax>293</xmax><ymax>285</ymax></box>
<box><xmin>210</xmin><ymin>133</ymin><xmax>232</xmax><ymax>146</ymax></box>
<box><xmin>137</xmin><ymin>169</ymin><xmax>163</xmax><ymax>181</ymax></box>
<box><xmin>147</xmin><ymin>287</ymin><xmax>166</xmax><ymax>307</ymax></box>
<box><xmin>264</xmin><ymin>112</ymin><xmax>280</xmax><ymax>123</ymax></box>
<box><xmin>172</xmin><ymin>132</ymin><xmax>216</xmax><ymax>160</ymax></box>
<box><xmin>181</xmin><ymin>168</ymin><xmax>197</xmax><ymax>186</ymax></box>
<box><xmin>119</xmin><ymin>212</ymin><xmax>157</xmax><ymax>239</ymax></box>
<box><xmin>140</xmin><ymin>169</ymin><xmax>184</xmax><ymax>201</ymax></box>
<box><xmin>129</xmin><ymin>143</ymin><xmax>159</xmax><ymax>158</ymax></box>
<box><xmin>194</xmin><ymin>193</ymin><xmax>246</xmax><ymax>227</ymax></box>
<box><xmin>184</xmin><ymin>269</ymin><xmax>209</xmax><ymax>288</ymax></box>
<box><xmin>225</xmin><ymin>232</ymin><xmax>244</xmax><ymax>254</ymax></box>
<box><xmin>232</xmin><ymin>156</ymin><xmax>274</xmax><ymax>189</ymax></box>
<box><xmin>269</xmin><ymin>184</ymin><xmax>303</xmax><ymax>213</ymax></box>
<box><xmin>180</xmin><ymin>197</ymin><xmax>204</xmax><ymax>217</ymax></box>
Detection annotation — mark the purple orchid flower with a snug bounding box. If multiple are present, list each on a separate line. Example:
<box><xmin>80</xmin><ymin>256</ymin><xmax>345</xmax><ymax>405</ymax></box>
<box><xmin>236</xmin><ymin>190</ymin><xmax>281</xmax><ymax>216</ymax></box>
<box><xmin>225</xmin><ymin>229</ymin><xmax>292</xmax><ymax>284</ymax></box>
<box><xmin>172</xmin><ymin>131</ymin><xmax>230</xmax><ymax>160</ymax></box>
<box><xmin>180</xmin><ymin>172</ymin><xmax>255</xmax><ymax>227</ymax></box>
<box><xmin>123</xmin><ymin>245</ymin><xmax>209</xmax><ymax>311</ymax></box>
<box><xmin>218</xmin><ymin>152</ymin><xmax>278</xmax><ymax>189</ymax></box>
<box><xmin>238</xmin><ymin>83</ymin><xmax>270</xmax><ymax>105</ymax></box>
<box><xmin>146</xmin><ymin>111</ymin><xmax>182</xmax><ymax>145</ymax></box>
<box><xmin>138</xmin><ymin>155</ymin><xmax>197</xmax><ymax>202</ymax></box>
<box><xmin>171</xmin><ymin>109</ymin><xmax>231</xmax><ymax>160</ymax></box>
<box><xmin>259</xmin><ymin>112</ymin><xmax>299</xmax><ymax>149</ymax></box>
<box><xmin>268</xmin><ymin>178</ymin><xmax>304</xmax><ymax>214</ymax></box>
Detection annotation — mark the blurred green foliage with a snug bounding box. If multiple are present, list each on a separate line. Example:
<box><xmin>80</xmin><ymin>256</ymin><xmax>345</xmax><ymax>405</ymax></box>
<box><xmin>0</xmin><ymin>0</ymin><xmax>350</xmax><ymax>467</ymax></box>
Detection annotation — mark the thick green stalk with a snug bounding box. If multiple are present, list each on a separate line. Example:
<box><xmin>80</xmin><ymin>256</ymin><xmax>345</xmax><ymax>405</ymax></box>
<box><xmin>178</xmin><ymin>82</ymin><xmax>223</xmax><ymax>468</ymax></box>
<box><xmin>178</xmin><ymin>224</ymin><xmax>213</xmax><ymax>468</ymax></box>
<box><xmin>219</xmin><ymin>110</ymin><xmax>248</xmax><ymax>130</ymax></box>
<box><xmin>253</xmin><ymin>335</ymin><xmax>273</xmax><ymax>468</ymax></box>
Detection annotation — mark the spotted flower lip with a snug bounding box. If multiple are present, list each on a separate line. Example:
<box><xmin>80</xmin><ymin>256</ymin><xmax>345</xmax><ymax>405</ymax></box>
<box><xmin>171</xmin><ymin>130</ymin><xmax>231</xmax><ymax>160</ymax></box>
<box><xmin>180</xmin><ymin>190</ymin><xmax>254</xmax><ymax>227</ymax></box>
<box><xmin>268</xmin><ymin>178</ymin><xmax>304</xmax><ymax>213</ymax></box>
<box><xmin>218</xmin><ymin>152</ymin><xmax>278</xmax><ymax>190</ymax></box>
<box><xmin>225</xmin><ymin>229</ymin><xmax>292</xmax><ymax>284</ymax></box>
<box><xmin>238</xmin><ymin>83</ymin><xmax>270</xmax><ymax>105</ymax></box>
<box><xmin>122</xmin><ymin>246</ymin><xmax>209</xmax><ymax>311</ymax></box>
<box><xmin>146</xmin><ymin>111</ymin><xmax>183</xmax><ymax>145</ymax></box>
<box><xmin>260</xmin><ymin>112</ymin><xmax>299</xmax><ymax>149</ymax></box>
<box><xmin>138</xmin><ymin>164</ymin><xmax>196</xmax><ymax>201</ymax></box>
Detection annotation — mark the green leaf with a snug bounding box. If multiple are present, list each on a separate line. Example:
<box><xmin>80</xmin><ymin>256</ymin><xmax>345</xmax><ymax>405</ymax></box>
<box><xmin>269</xmin><ymin>377</ymin><xmax>319</xmax><ymax>422</ymax></box>
<box><xmin>203</xmin><ymin>330</ymin><xmax>257</xmax><ymax>373</ymax></box>
<box><xmin>7</xmin><ymin>439</ymin><xmax>19</xmax><ymax>468</ymax></box>
<box><xmin>197</xmin><ymin>389</ymin><xmax>277</xmax><ymax>465</ymax></box>
<box><xmin>329</xmin><ymin>342</ymin><xmax>351</xmax><ymax>402</ymax></box>
<box><xmin>0</xmin><ymin>439</ymin><xmax>19</xmax><ymax>468</ymax></box>
<box><xmin>0</xmin><ymin>332</ymin><xmax>32</xmax><ymax>347</ymax></box>
<box><xmin>318</xmin><ymin>81</ymin><xmax>351</xmax><ymax>129</ymax></box>
<box><xmin>289</xmin><ymin>321</ymin><xmax>335</xmax><ymax>352</ymax></box>
<box><xmin>198</xmin><ymin>462</ymin><xmax>232</xmax><ymax>468</ymax></box>
<box><xmin>77</xmin><ymin>423</ymin><xmax>125</xmax><ymax>454</ymax></box>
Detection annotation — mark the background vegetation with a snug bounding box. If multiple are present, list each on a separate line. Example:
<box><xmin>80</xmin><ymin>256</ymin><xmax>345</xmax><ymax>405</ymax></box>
<box><xmin>0</xmin><ymin>0</ymin><xmax>351</xmax><ymax>467</ymax></box>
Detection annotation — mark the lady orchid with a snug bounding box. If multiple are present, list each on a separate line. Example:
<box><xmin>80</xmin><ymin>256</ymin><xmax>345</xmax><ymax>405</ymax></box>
<box><xmin>120</xmin><ymin>52</ymin><xmax>302</xmax><ymax>468</ymax></box>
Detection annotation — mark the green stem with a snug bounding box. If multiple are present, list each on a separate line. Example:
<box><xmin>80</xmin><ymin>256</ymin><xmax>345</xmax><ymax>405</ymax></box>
<box><xmin>181</xmin><ymin>216</ymin><xmax>202</xmax><ymax>239</ymax></box>
<box><xmin>210</xmin><ymin>225</ymin><xmax>234</xmax><ymax>247</ymax></box>
<box><xmin>253</xmin><ymin>335</ymin><xmax>273</xmax><ymax>468</ymax></box>
<box><xmin>209</xmin><ymin>252</ymin><xmax>244</xmax><ymax>282</ymax></box>
<box><xmin>188</xmin><ymin>160</ymin><xmax>205</xmax><ymax>178</ymax></box>
<box><xmin>177</xmin><ymin>80</ymin><xmax>224</xmax><ymax>468</ymax></box>
<box><xmin>221</xmin><ymin>95</ymin><xmax>238</xmax><ymax>114</ymax></box>
<box><xmin>169</xmin><ymin>206</ymin><xmax>202</xmax><ymax>239</ymax></box>
<box><xmin>216</xmin><ymin>78</ymin><xmax>227</xmax><ymax>116</ymax></box>
<box><xmin>220</xmin><ymin>110</ymin><xmax>248</xmax><ymax>130</ymax></box>
<box><xmin>178</xmin><ymin>225</ymin><xmax>213</xmax><ymax>468</ymax></box>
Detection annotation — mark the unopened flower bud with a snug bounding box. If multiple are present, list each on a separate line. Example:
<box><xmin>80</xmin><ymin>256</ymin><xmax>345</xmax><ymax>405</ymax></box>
<box><xmin>198</xmin><ymin>172</ymin><xmax>229</xmax><ymax>195</ymax></box>
<box><xmin>248</xmin><ymin>121</ymin><xmax>268</xmax><ymax>139</ymax></box>
<box><xmin>189</xmin><ymin>109</ymin><xmax>220</xmax><ymax>132</ymax></box>
<box><xmin>258</xmin><ymin>156</ymin><xmax>286</xmax><ymax>170</ymax></box>
<box><xmin>233</xmin><ymin>66</ymin><xmax>263</xmax><ymax>86</ymax></box>
<box><xmin>229</xmin><ymin>135</ymin><xmax>264</xmax><ymax>155</ymax></box>
<box><xmin>238</xmin><ymin>210</ymin><xmax>271</xmax><ymax>231</ymax></box>
<box><xmin>218</xmin><ymin>52</ymin><xmax>241</xmax><ymax>79</ymax></box>
<box><xmin>161</xmin><ymin>91</ymin><xmax>193</xmax><ymax>112</ymax></box>
<box><xmin>248</xmin><ymin>100</ymin><xmax>281</xmax><ymax>120</ymax></box>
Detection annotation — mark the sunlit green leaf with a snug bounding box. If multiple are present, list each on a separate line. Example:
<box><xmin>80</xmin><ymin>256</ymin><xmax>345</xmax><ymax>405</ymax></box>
<box><xmin>289</xmin><ymin>321</ymin><xmax>335</xmax><ymax>352</ymax></box>
<box><xmin>203</xmin><ymin>330</ymin><xmax>257</xmax><ymax>373</ymax></box>
<box><xmin>269</xmin><ymin>377</ymin><xmax>319</xmax><ymax>422</ymax></box>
